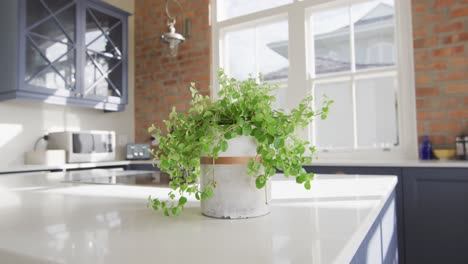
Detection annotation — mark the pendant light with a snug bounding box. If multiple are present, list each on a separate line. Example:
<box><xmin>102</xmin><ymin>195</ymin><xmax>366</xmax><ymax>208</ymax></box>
<box><xmin>161</xmin><ymin>0</ymin><xmax>185</xmax><ymax>58</ymax></box>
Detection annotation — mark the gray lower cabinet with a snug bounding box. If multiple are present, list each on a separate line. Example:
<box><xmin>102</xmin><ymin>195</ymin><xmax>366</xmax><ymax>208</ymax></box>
<box><xmin>0</xmin><ymin>0</ymin><xmax>129</xmax><ymax>112</ymax></box>
<box><xmin>403</xmin><ymin>168</ymin><xmax>468</xmax><ymax>264</ymax></box>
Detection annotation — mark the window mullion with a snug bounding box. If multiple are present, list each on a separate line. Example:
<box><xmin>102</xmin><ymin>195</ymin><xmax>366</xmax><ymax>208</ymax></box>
<box><xmin>350</xmin><ymin>5</ymin><xmax>356</xmax><ymax>73</ymax></box>
<box><xmin>349</xmin><ymin>3</ymin><xmax>358</xmax><ymax>149</ymax></box>
<box><xmin>311</xmin><ymin>80</ymin><xmax>316</xmax><ymax>145</ymax></box>
<box><xmin>288</xmin><ymin>4</ymin><xmax>308</xmax><ymax>141</ymax></box>
<box><xmin>254</xmin><ymin>25</ymin><xmax>259</xmax><ymax>81</ymax></box>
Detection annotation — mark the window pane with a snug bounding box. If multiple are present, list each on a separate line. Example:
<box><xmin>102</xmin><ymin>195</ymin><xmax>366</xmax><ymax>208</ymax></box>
<box><xmin>218</xmin><ymin>0</ymin><xmax>292</xmax><ymax>21</ymax></box>
<box><xmin>355</xmin><ymin>76</ymin><xmax>397</xmax><ymax>147</ymax></box>
<box><xmin>314</xmin><ymin>82</ymin><xmax>354</xmax><ymax>148</ymax></box>
<box><xmin>258</xmin><ymin>20</ymin><xmax>289</xmax><ymax>82</ymax></box>
<box><xmin>224</xmin><ymin>27</ymin><xmax>256</xmax><ymax>80</ymax></box>
<box><xmin>223</xmin><ymin>18</ymin><xmax>289</xmax><ymax>82</ymax></box>
<box><xmin>270</xmin><ymin>82</ymin><xmax>288</xmax><ymax>110</ymax></box>
<box><xmin>311</xmin><ymin>7</ymin><xmax>351</xmax><ymax>75</ymax></box>
<box><xmin>353</xmin><ymin>0</ymin><xmax>395</xmax><ymax>70</ymax></box>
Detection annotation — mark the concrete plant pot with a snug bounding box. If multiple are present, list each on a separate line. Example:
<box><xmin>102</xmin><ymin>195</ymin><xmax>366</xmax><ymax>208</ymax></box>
<box><xmin>200</xmin><ymin>136</ymin><xmax>271</xmax><ymax>219</ymax></box>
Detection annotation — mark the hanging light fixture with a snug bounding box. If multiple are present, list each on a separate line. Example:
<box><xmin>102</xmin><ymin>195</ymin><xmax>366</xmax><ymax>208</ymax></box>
<box><xmin>161</xmin><ymin>0</ymin><xmax>185</xmax><ymax>58</ymax></box>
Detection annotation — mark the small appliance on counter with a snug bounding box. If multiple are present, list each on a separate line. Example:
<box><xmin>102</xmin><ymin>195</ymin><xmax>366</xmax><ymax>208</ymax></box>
<box><xmin>455</xmin><ymin>135</ymin><xmax>465</xmax><ymax>160</ymax></box>
<box><xmin>47</xmin><ymin>131</ymin><xmax>116</xmax><ymax>163</ymax></box>
<box><xmin>465</xmin><ymin>136</ymin><xmax>468</xmax><ymax>160</ymax></box>
<box><xmin>126</xmin><ymin>143</ymin><xmax>151</xmax><ymax>160</ymax></box>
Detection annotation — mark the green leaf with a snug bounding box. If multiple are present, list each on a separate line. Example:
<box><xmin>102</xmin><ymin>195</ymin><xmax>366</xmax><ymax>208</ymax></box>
<box><xmin>266</xmin><ymin>134</ymin><xmax>274</xmax><ymax>145</ymax></box>
<box><xmin>203</xmin><ymin>111</ymin><xmax>213</xmax><ymax>118</ymax></box>
<box><xmin>220</xmin><ymin>141</ymin><xmax>228</xmax><ymax>152</ymax></box>
<box><xmin>148</xmin><ymin>124</ymin><xmax>156</xmax><ymax>133</ymax></box>
<box><xmin>213</xmin><ymin>146</ymin><xmax>221</xmax><ymax>154</ymax></box>
<box><xmin>247</xmin><ymin>159</ymin><xmax>254</xmax><ymax>170</ymax></box>
<box><xmin>309</xmin><ymin>146</ymin><xmax>316</xmax><ymax>153</ymax></box>
<box><xmin>172</xmin><ymin>153</ymin><xmax>180</xmax><ymax>161</ymax></box>
<box><xmin>304</xmin><ymin>180</ymin><xmax>311</xmax><ymax>190</ymax></box>
<box><xmin>225</xmin><ymin>131</ymin><xmax>235</xmax><ymax>139</ymax></box>
<box><xmin>160</xmin><ymin>159</ymin><xmax>169</xmax><ymax>169</ymax></box>
<box><xmin>236</xmin><ymin>126</ymin><xmax>243</xmax><ymax>135</ymax></box>
<box><xmin>296</xmin><ymin>175</ymin><xmax>306</xmax><ymax>184</ymax></box>
<box><xmin>172</xmin><ymin>206</ymin><xmax>182</xmax><ymax>216</ymax></box>
<box><xmin>195</xmin><ymin>192</ymin><xmax>200</xmax><ymax>200</ymax></box>
<box><xmin>251</xmin><ymin>128</ymin><xmax>261</xmax><ymax>138</ymax></box>
<box><xmin>297</xmin><ymin>145</ymin><xmax>306</xmax><ymax>154</ymax></box>
<box><xmin>242</xmin><ymin>125</ymin><xmax>252</xmax><ymax>136</ymax></box>
<box><xmin>258</xmin><ymin>135</ymin><xmax>267</xmax><ymax>143</ymax></box>
<box><xmin>179</xmin><ymin>196</ymin><xmax>188</xmax><ymax>205</ymax></box>
<box><xmin>205</xmin><ymin>187</ymin><xmax>214</xmax><ymax>198</ymax></box>
<box><xmin>255</xmin><ymin>175</ymin><xmax>267</xmax><ymax>189</ymax></box>
<box><xmin>274</xmin><ymin>138</ymin><xmax>285</xmax><ymax>149</ymax></box>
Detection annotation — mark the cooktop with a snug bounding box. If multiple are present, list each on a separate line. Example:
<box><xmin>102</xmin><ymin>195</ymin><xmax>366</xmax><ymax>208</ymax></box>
<box><xmin>63</xmin><ymin>169</ymin><xmax>170</xmax><ymax>187</ymax></box>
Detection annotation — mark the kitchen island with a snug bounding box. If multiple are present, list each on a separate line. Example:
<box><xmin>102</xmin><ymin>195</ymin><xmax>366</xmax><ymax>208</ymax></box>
<box><xmin>0</xmin><ymin>171</ymin><xmax>397</xmax><ymax>264</ymax></box>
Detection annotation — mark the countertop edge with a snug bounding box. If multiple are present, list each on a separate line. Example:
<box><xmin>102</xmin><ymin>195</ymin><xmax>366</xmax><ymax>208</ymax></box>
<box><xmin>1</xmin><ymin>159</ymin><xmax>468</xmax><ymax>175</ymax></box>
<box><xmin>334</xmin><ymin>176</ymin><xmax>398</xmax><ymax>264</ymax></box>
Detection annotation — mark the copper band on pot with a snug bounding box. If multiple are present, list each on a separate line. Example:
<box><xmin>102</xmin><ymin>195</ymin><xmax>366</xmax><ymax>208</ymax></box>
<box><xmin>200</xmin><ymin>156</ymin><xmax>262</xmax><ymax>165</ymax></box>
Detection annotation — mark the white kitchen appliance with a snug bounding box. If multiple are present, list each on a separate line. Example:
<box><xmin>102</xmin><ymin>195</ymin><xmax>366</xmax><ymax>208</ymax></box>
<box><xmin>47</xmin><ymin>131</ymin><xmax>116</xmax><ymax>163</ymax></box>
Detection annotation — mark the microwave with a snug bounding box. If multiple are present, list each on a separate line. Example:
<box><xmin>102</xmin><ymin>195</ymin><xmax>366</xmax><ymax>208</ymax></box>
<box><xmin>47</xmin><ymin>131</ymin><xmax>116</xmax><ymax>163</ymax></box>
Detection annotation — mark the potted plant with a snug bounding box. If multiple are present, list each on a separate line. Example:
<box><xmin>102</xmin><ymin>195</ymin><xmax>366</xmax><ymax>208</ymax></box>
<box><xmin>147</xmin><ymin>69</ymin><xmax>333</xmax><ymax>217</ymax></box>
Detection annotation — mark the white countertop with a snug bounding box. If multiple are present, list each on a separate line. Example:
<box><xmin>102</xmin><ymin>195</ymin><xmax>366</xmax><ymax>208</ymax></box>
<box><xmin>0</xmin><ymin>171</ymin><xmax>397</xmax><ymax>264</ymax></box>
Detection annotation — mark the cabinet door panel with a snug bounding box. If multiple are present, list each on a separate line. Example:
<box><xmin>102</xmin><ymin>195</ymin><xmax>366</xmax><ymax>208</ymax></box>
<box><xmin>403</xmin><ymin>168</ymin><xmax>468</xmax><ymax>264</ymax></box>
<box><xmin>23</xmin><ymin>0</ymin><xmax>77</xmax><ymax>93</ymax></box>
<box><xmin>83</xmin><ymin>5</ymin><xmax>124</xmax><ymax>103</ymax></box>
<box><xmin>42</xmin><ymin>0</ymin><xmax>74</xmax><ymax>13</ymax></box>
<box><xmin>26</xmin><ymin>0</ymin><xmax>51</xmax><ymax>27</ymax></box>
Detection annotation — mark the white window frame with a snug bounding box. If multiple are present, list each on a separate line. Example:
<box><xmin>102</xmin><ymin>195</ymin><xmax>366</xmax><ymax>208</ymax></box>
<box><xmin>211</xmin><ymin>0</ymin><xmax>418</xmax><ymax>160</ymax></box>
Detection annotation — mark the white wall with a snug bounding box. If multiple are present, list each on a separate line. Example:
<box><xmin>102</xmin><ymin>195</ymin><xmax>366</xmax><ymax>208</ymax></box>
<box><xmin>0</xmin><ymin>0</ymin><xmax>135</xmax><ymax>167</ymax></box>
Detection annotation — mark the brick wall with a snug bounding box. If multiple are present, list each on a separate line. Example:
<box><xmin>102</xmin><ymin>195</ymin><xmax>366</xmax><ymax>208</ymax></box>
<box><xmin>412</xmin><ymin>0</ymin><xmax>468</xmax><ymax>147</ymax></box>
<box><xmin>134</xmin><ymin>0</ymin><xmax>210</xmax><ymax>143</ymax></box>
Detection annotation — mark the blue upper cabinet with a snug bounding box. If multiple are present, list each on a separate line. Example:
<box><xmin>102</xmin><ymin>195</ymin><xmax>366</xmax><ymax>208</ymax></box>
<box><xmin>0</xmin><ymin>0</ymin><xmax>129</xmax><ymax>112</ymax></box>
<box><xmin>83</xmin><ymin>1</ymin><xmax>128</xmax><ymax>107</ymax></box>
<box><xmin>22</xmin><ymin>0</ymin><xmax>78</xmax><ymax>98</ymax></box>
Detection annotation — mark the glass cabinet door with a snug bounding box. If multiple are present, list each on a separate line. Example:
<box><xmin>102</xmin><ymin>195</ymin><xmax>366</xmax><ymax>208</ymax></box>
<box><xmin>84</xmin><ymin>6</ymin><xmax>124</xmax><ymax>103</ymax></box>
<box><xmin>24</xmin><ymin>0</ymin><xmax>76</xmax><ymax>93</ymax></box>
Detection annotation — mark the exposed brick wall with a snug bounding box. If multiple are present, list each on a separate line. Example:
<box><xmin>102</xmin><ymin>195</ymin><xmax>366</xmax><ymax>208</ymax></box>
<box><xmin>412</xmin><ymin>0</ymin><xmax>468</xmax><ymax>147</ymax></box>
<box><xmin>134</xmin><ymin>0</ymin><xmax>210</xmax><ymax>143</ymax></box>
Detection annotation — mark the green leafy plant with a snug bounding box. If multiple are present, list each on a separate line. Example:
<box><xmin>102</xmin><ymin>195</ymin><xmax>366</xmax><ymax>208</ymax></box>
<box><xmin>147</xmin><ymin>69</ymin><xmax>333</xmax><ymax>216</ymax></box>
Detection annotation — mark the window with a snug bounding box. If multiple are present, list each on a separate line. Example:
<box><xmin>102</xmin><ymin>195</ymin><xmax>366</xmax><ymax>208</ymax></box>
<box><xmin>309</xmin><ymin>0</ymin><xmax>398</xmax><ymax>150</ymax></box>
<box><xmin>221</xmin><ymin>18</ymin><xmax>289</xmax><ymax>82</ymax></box>
<box><xmin>212</xmin><ymin>0</ymin><xmax>417</xmax><ymax>159</ymax></box>
<box><xmin>220</xmin><ymin>16</ymin><xmax>289</xmax><ymax>108</ymax></box>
